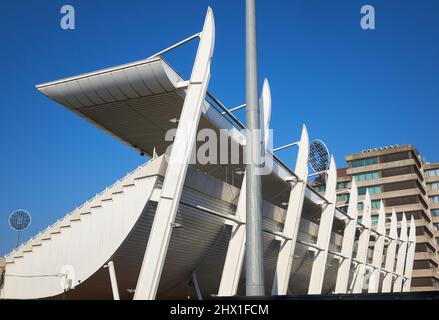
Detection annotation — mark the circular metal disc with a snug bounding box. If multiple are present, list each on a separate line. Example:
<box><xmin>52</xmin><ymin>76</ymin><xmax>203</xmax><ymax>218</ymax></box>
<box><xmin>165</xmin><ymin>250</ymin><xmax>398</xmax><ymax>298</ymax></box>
<box><xmin>9</xmin><ymin>210</ymin><xmax>31</xmax><ymax>232</ymax></box>
<box><xmin>309</xmin><ymin>139</ymin><xmax>330</xmax><ymax>173</ymax></box>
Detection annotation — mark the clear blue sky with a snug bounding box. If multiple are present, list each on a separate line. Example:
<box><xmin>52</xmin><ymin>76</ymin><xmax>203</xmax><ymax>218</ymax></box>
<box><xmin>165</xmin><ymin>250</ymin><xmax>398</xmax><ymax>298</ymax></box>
<box><xmin>1</xmin><ymin>0</ymin><xmax>438</xmax><ymax>255</ymax></box>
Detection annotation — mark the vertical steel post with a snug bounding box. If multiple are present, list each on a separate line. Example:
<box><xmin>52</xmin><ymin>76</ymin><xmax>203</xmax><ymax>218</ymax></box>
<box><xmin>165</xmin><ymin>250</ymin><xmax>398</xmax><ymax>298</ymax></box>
<box><xmin>245</xmin><ymin>0</ymin><xmax>264</xmax><ymax>296</ymax></box>
<box><xmin>107</xmin><ymin>261</ymin><xmax>120</xmax><ymax>300</ymax></box>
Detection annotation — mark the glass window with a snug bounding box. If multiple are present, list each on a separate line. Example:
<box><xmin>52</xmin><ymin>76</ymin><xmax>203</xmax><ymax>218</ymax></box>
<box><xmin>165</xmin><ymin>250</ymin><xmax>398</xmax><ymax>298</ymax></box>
<box><xmin>314</xmin><ymin>185</ymin><xmax>326</xmax><ymax>193</ymax></box>
<box><xmin>371</xmin><ymin>215</ymin><xmax>379</xmax><ymax>225</ymax></box>
<box><xmin>425</xmin><ymin>169</ymin><xmax>439</xmax><ymax>177</ymax></box>
<box><xmin>428</xmin><ymin>182</ymin><xmax>439</xmax><ymax>190</ymax></box>
<box><xmin>357</xmin><ymin>200</ymin><xmax>380</xmax><ymax>210</ymax></box>
<box><xmin>432</xmin><ymin>209</ymin><xmax>439</xmax><ymax>217</ymax></box>
<box><xmin>358</xmin><ymin>185</ymin><xmax>381</xmax><ymax>195</ymax></box>
<box><xmin>337</xmin><ymin>182</ymin><xmax>351</xmax><ymax>190</ymax></box>
<box><xmin>339</xmin><ymin>205</ymin><xmax>348</xmax><ymax>214</ymax></box>
<box><xmin>371</xmin><ymin>200</ymin><xmax>381</xmax><ymax>209</ymax></box>
<box><xmin>337</xmin><ymin>194</ymin><xmax>350</xmax><ymax>202</ymax></box>
<box><xmin>431</xmin><ymin>196</ymin><xmax>439</xmax><ymax>204</ymax></box>
<box><xmin>352</xmin><ymin>157</ymin><xmax>378</xmax><ymax>168</ymax></box>
<box><xmin>434</xmin><ymin>223</ymin><xmax>439</xmax><ymax>231</ymax></box>
<box><xmin>354</xmin><ymin>171</ymin><xmax>379</xmax><ymax>182</ymax></box>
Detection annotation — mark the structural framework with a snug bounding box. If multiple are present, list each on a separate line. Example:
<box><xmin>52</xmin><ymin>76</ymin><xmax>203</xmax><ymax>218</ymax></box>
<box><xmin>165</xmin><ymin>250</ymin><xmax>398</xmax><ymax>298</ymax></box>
<box><xmin>0</xmin><ymin>8</ymin><xmax>416</xmax><ymax>300</ymax></box>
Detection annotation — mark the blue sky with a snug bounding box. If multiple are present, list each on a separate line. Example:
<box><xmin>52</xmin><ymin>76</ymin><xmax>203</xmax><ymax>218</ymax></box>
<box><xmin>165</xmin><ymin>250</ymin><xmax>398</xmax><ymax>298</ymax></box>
<box><xmin>0</xmin><ymin>0</ymin><xmax>438</xmax><ymax>255</ymax></box>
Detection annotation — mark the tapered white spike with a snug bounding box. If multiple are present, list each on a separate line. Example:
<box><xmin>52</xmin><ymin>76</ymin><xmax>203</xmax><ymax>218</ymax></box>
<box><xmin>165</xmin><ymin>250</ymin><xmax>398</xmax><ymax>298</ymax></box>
<box><xmin>335</xmin><ymin>178</ymin><xmax>359</xmax><ymax>293</ymax></box>
<box><xmin>403</xmin><ymin>216</ymin><xmax>416</xmax><ymax>292</ymax></box>
<box><xmin>271</xmin><ymin>125</ymin><xmax>309</xmax><ymax>295</ymax></box>
<box><xmin>393</xmin><ymin>213</ymin><xmax>408</xmax><ymax>292</ymax></box>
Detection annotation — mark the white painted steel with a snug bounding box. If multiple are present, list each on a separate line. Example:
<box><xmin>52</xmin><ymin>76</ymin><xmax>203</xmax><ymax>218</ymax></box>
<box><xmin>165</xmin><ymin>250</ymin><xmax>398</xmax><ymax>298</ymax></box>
<box><xmin>382</xmin><ymin>208</ymin><xmax>398</xmax><ymax>293</ymax></box>
<box><xmin>308</xmin><ymin>156</ymin><xmax>337</xmax><ymax>294</ymax></box>
<box><xmin>3</xmin><ymin>174</ymin><xmax>158</xmax><ymax>299</ymax></box>
<box><xmin>217</xmin><ymin>175</ymin><xmax>246</xmax><ymax>296</ymax></box>
<box><xmin>218</xmin><ymin>80</ymin><xmax>271</xmax><ymax>297</ymax></box>
<box><xmin>334</xmin><ymin>179</ymin><xmax>359</xmax><ymax>294</ymax></box>
<box><xmin>393</xmin><ymin>214</ymin><xmax>408</xmax><ymax>292</ymax></box>
<box><xmin>271</xmin><ymin>125</ymin><xmax>309</xmax><ymax>295</ymax></box>
<box><xmin>107</xmin><ymin>261</ymin><xmax>120</xmax><ymax>300</ymax></box>
<box><xmin>351</xmin><ymin>190</ymin><xmax>372</xmax><ymax>294</ymax></box>
<box><xmin>403</xmin><ymin>217</ymin><xmax>416</xmax><ymax>292</ymax></box>
<box><xmin>134</xmin><ymin>8</ymin><xmax>215</xmax><ymax>300</ymax></box>
<box><xmin>368</xmin><ymin>201</ymin><xmax>386</xmax><ymax>293</ymax></box>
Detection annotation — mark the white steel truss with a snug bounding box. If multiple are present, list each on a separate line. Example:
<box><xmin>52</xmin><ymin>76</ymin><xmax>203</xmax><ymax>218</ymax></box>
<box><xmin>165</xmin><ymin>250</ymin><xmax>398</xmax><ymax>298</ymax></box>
<box><xmin>368</xmin><ymin>201</ymin><xmax>386</xmax><ymax>293</ymax></box>
<box><xmin>334</xmin><ymin>179</ymin><xmax>359</xmax><ymax>294</ymax></box>
<box><xmin>307</xmin><ymin>156</ymin><xmax>337</xmax><ymax>294</ymax></box>
<box><xmin>403</xmin><ymin>217</ymin><xmax>417</xmax><ymax>292</ymax></box>
<box><xmin>350</xmin><ymin>190</ymin><xmax>372</xmax><ymax>294</ymax></box>
<box><xmin>393</xmin><ymin>214</ymin><xmax>408</xmax><ymax>292</ymax></box>
<box><xmin>217</xmin><ymin>79</ymin><xmax>272</xmax><ymax>297</ymax></box>
<box><xmin>134</xmin><ymin>8</ymin><xmax>215</xmax><ymax>300</ymax></box>
<box><xmin>382</xmin><ymin>208</ymin><xmax>398</xmax><ymax>292</ymax></box>
<box><xmin>271</xmin><ymin>125</ymin><xmax>309</xmax><ymax>295</ymax></box>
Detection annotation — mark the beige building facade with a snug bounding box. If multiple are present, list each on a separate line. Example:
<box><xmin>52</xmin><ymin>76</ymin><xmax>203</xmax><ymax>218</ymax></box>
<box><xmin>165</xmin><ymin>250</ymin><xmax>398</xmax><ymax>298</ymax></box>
<box><xmin>314</xmin><ymin>145</ymin><xmax>439</xmax><ymax>292</ymax></box>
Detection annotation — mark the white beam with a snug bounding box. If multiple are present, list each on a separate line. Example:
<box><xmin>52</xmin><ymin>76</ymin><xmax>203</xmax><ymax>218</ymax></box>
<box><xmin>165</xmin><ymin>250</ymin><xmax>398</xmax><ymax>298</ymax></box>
<box><xmin>134</xmin><ymin>8</ymin><xmax>215</xmax><ymax>300</ymax></box>
<box><xmin>351</xmin><ymin>190</ymin><xmax>372</xmax><ymax>294</ymax></box>
<box><xmin>308</xmin><ymin>156</ymin><xmax>337</xmax><ymax>294</ymax></box>
<box><xmin>368</xmin><ymin>201</ymin><xmax>386</xmax><ymax>293</ymax></box>
<box><xmin>217</xmin><ymin>79</ymin><xmax>272</xmax><ymax>297</ymax></box>
<box><xmin>403</xmin><ymin>217</ymin><xmax>416</xmax><ymax>292</ymax></box>
<box><xmin>334</xmin><ymin>179</ymin><xmax>359</xmax><ymax>294</ymax></box>
<box><xmin>393</xmin><ymin>213</ymin><xmax>408</xmax><ymax>292</ymax></box>
<box><xmin>192</xmin><ymin>271</ymin><xmax>203</xmax><ymax>300</ymax></box>
<box><xmin>271</xmin><ymin>125</ymin><xmax>309</xmax><ymax>295</ymax></box>
<box><xmin>217</xmin><ymin>175</ymin><xmax>246</xmax><ymax>296</ymax></box>
<box><xmin>382</xmin><ymin>208</ymin><xmax>398</xmax><ymax>293</ymax></box>
<box><xmin>107</xmin><ymin>261</ymin><xmax>120</xmax><ymax>300</ymax></box>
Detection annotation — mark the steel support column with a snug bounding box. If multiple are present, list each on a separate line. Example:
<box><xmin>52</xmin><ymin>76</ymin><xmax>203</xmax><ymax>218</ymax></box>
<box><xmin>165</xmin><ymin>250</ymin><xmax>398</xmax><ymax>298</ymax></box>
<box><xmin>217</xmin><ymin>80</ymin><xmax>271</xmax><ymax>297</ymax></box>
<box><xmin>351</xmin><ymin>191</ymin><xmax>372</xmax><ymax>294</ymax></box>
<box><xmin>308</xmin><ymin>156</ymin><xmax>337</xmax><ymax>294</ymax></box>
<box><xmin>403</xmin><ymin>217</ymin><xmax>416</xmax><ymax>292</ymax></box>
<box><xmin>107</xmin><ymin>261</ymin><xmax>120</xmax><ymax>300</ymax></box>
<box><xmin>334</xmin><ymin>179</ymin><xmax>358</xmax><ymax>294</ymax></box>
<box><xmin>217</xmin><ymin>176</ymin><xmax>246</xmax><ymax>296</ymax></box>
<box><xmin>368</xmin><ymin>201</ymin><xmax>386</xmax><ymax>293</ymax></box>
<box><xmin>382</xmin><ymin>208</ymin><xmax>398</xmax><ymax>293</ymax></box>
<box><xmin>393</xmin><ymin>214</ymin><xmax>408</xmax><ymax>292</ymax></box>
<box><xmin>271</xmin><ymin>125</ymin><xmax>309</xmax><ymax>295</ymax></box>
<box><xmin>134</xmin><ymin>8</ymin><xmax>215</xmax><ymax>300</ymax></box>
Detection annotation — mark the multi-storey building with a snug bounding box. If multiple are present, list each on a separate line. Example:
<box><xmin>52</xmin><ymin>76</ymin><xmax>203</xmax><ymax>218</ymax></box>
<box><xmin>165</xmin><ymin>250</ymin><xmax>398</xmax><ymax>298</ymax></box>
<box><xmin>425</xmin><ymin>162</ymin><xmax>439</xmax><ymax>251</ymax></box>
<box><xmin>315</xmin><ymin>145</ymin><xmax>439</xmax><ymax>292</ymax></box>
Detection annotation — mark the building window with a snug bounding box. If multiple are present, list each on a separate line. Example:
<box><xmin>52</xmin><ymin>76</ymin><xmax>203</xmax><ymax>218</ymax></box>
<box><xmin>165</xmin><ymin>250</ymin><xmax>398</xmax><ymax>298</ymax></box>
<box><xmin>357</xmin><ymin>202</ymin><xmax>364</xmax><ymax>211</ymax></box>
<box><xmin>371</xmin><ymin>215</ymin><xmax>379</xmax><ymax>224</ymax></box>
<box><xmin>337</xmin><ymin>194</ymin><xmax>350</xmax><ymax>202</ymax></box>
<box><xmin>434</xmin><ymin>223</ymin><xmax>439</xmax><ymax>231</ymax></box>
<box><xmin>354</xmin><ymin>171</ymin><xmax>379</xmax><ymax>182</ymax></box>
<box><xmin>314</xmin><ymin>185</ymin><xmax>326</xmax><ymax>193</ymax></box>
<box><xmin>337</xmin><ymin>182</ymin><xmax>351</xmax><ymax>190</ymax></box>
<box><xmin>430</xmin><ymin>196</ymin><xmax>439</xmax><ymax>204</ymax></box>
<box><xmin>432</xmin><ymin>209</ymin><xmax>439</xmax><ymax>217</ymax></box>
<box><xmin>358</xmin><ymin>185</ymin><xmax>382</xmax><ymax>195</ymax></box>
<box><xmin>351</xmin><ymin>157</ymin><xmax>378</xmax><ymax>168</ymax></box>
<box><xmin>428</xmin><ymin>182</ymin><xmax>439</xmax><ymax>190</ymax></box>
<box><xmin>371</xmin><ymin>200</ymin><xmax>381</xmax><ymax>209</ymax></box>
<box><xmin>425</xmin><ymin>169</ymin><xmax>439</xmax><ymax>177</ymax></box>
